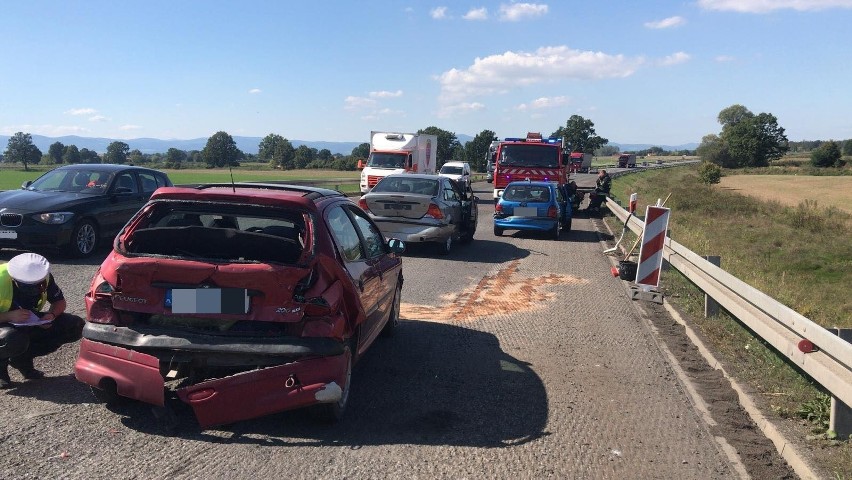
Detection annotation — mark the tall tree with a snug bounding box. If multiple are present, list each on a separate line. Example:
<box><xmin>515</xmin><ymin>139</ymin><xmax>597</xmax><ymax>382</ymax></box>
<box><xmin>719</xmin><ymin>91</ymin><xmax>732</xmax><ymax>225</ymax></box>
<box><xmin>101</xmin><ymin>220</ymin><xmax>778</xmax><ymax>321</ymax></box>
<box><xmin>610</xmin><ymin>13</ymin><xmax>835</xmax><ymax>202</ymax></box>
<box><xmin>293</xmin><ymin>145</ymin><xmax>315</xmax><ymax>169</ymax></box>
<box><xmin>105</xmin><ymin>141</ymin><xmax>130</xmax><ymax>164</ymax></box>
<box><xmin>418</xmin><ymin>126</ymin><xmax>461</xmax><ymax>166</ymax></box>
<box><xmin>48</xmin><ymin>141</ymin><xmax>65</xmax><ymax>164</ymax></box>
<box><xmin>696</xmin><ymin>134</ymin><xmax>735</xmax><ymax>168</ymax></box>
<box><xmin>128</xmin><ymin>149</ymin><xmax>145</xmax><ymax>164</ymax></box>
<box><xmin>4</xmin><ymin>132</ymin><xmax>42</xmax><ymax>171</ymax></box>
<box><xmin>552</xmin><ymin>115</ymin><xmax>608</xmax><ymax>153</ymax></box>
<box><xmin>351</xmin><ymin>143</ymin><xmax>370</xmax><ymax>160</ymax></box>
<box><xmin>79</xmin><ymin>148</ymin><xmax>100</xmax><ymax>163</ymax></box>
<box><xmin>202</xmin><ymin>131</ymin><xmax>242</xmax><ymax>168</ymax></box>
<box><xmin>722</xmin><ymin>111</ymin><xmax>788</xmax><ymax>167</ymax></box>
<box><xmin>463</xmin><ymin>129</ymin><xmax>497</xmax><ymax>172</ymax></box>
<box><xmin>62</xmin><ymin>144</ymin><xmax>81</xmax><ymax>164</ymax></box>
<box><xmin>843</xmin><ymin>139</ymin><xmax>852</xmax><ymax>157</ymax></box>
<box><xmin>317</xmin><ymin>148</ymin><xmax>333</xmax><ymax>162</ymax></box>
<box><xmin>717</xmin><ymin>104</ymin><xmax>753</xmax><ymax>127</ymax></box>
<box><xmin>258</xmin><ymin>133</ymin><xmax>295</xmax><ymax>169</ymax></box>
<box><xmin>166</xmin><ymin>148</ymin><xmax>187</xmax><ymax>166</ymax></box>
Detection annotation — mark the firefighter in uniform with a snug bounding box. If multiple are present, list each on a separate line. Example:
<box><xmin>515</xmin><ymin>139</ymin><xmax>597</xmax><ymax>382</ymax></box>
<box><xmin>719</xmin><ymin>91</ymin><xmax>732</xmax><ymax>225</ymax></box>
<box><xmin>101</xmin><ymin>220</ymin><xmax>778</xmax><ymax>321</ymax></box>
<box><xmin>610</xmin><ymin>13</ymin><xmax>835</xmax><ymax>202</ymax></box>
<box><xmin>587</xmin><ymin>169</ymin><xmax>612</xmax><ymax>211</ymax></box>
<box><xmin>0</xmin><ymin>253</ymin><xmax>84</xmax><ymax>388</ymax></box>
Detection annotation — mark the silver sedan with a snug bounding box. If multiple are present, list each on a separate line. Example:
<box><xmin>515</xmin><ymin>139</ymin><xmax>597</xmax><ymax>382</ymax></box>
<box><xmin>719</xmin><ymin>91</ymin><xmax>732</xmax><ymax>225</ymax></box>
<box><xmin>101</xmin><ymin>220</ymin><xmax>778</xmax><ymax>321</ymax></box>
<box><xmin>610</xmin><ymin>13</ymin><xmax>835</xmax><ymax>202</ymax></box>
<box><xmin>358</xmin><ymin>174</ymin><xmax>477</xmax><ymax>255</ymax></box>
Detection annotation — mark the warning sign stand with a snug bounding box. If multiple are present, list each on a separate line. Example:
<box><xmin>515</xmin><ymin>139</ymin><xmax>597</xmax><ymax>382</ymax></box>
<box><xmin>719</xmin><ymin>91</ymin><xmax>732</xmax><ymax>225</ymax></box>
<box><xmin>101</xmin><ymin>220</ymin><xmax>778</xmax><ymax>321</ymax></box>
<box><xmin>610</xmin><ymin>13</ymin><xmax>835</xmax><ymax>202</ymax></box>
<box><xmin>630</xmin><ymin>204</ymin><xmax>671</xmax><ymax>304</ymax></box>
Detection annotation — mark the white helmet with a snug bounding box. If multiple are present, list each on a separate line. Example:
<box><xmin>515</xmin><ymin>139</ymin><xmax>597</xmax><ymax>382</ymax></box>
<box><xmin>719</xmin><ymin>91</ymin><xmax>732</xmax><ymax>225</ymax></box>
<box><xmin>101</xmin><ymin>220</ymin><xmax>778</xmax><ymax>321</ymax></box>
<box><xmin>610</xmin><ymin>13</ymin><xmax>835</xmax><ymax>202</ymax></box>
<box><xmin>7</xmin><ymin>252</ymin><xmax>51</xmax><ymax>284</ymax></box>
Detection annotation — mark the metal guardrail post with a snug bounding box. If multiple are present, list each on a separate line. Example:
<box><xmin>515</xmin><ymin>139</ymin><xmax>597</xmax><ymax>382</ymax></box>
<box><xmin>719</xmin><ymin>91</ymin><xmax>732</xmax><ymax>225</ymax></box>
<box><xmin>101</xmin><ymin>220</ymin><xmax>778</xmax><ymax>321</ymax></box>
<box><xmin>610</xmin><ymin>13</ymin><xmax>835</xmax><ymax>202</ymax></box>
<box><xmin>702</xmin><ymin>256</ymin><xmax>721</xmax><ymax>317</ymax></box>
<box><xmin>831</xmin><ymin>328</ymin><xmax>852</xmax><ymax>439</ymax></box>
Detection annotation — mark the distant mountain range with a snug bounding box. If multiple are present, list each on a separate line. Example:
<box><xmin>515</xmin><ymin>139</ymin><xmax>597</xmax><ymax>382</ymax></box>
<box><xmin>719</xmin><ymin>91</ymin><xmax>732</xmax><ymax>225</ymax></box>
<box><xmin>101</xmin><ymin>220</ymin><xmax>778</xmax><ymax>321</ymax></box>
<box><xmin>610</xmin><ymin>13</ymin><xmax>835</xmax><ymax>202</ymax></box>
<box><xmin>0</xmin><ymin>133</ymin><xmax>697</xmax><ymax>156</ymax></box>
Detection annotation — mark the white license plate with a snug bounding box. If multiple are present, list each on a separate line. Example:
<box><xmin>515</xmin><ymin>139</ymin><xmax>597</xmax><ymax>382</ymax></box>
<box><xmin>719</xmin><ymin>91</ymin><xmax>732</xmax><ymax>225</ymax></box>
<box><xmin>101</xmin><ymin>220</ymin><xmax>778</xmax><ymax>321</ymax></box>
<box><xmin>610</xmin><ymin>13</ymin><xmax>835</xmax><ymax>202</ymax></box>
<box><xmin>168</xmin><ymin>288</ymin><xmax>249</xmax><ymax>314</ymax></box>
<box><xmin>0</xmin><ymin>230</ymin><xmax>17</xmax><ymax>240</ymax></box>
<box><xmin>513</xmin><ymin>207</ymin><xmax>538</xmax><ymax>217</ymax></box>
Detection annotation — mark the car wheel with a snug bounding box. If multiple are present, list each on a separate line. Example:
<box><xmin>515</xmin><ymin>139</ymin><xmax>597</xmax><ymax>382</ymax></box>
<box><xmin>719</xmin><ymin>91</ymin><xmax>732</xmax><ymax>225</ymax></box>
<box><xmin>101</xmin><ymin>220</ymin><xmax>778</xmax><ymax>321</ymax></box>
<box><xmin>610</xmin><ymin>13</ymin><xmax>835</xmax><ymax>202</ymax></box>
<box><xmin>311</xmin><ymin>340</ymin><xmax>354</xmax><ymax>422</ymax></box>
<box><xmin>551</xmin><ymin>223</ymin><xmax>560</xmax><ymax>240</ymax></box>
<box><xmin>381</xmin><ymin>283</ymin><xmax>401</xmax><ymax>337</ymax></box>
<box><xmin>494</xmin><ymin>226</ymin><xmax>503</xmax><ymax>236</ymax></box>
<box><xmin>438</xmin><ymin>235</ymin><xmax>452</xmax><ymax>255</ymax></box>
<box><xmin>89</xmin><ymin>380</ymin><xmax>123</xmax><ymax>406</ymax></box>
<box><xmin>68</xmin><ymin>219</ymin><xmax>98</xmax><ymax>257</ymax></box>
<box><xmin>565</xmin><ymin>218</ymin><xmax>572</xmax><ymax>232</ymax></box>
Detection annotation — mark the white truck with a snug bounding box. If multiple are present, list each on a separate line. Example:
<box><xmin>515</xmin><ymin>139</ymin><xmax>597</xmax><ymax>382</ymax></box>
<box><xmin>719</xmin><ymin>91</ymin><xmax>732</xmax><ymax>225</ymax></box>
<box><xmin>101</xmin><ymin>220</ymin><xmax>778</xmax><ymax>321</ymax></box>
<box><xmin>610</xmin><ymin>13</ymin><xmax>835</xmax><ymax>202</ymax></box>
<box><xmin>618</xmin><ymin>153</ymin><xmax>637</xmax><ymax>168</ymax></box>
<box><xmin>359</xmin><ymin>131</ymin><xmax>438</xmax><ymax>193</ymax></box>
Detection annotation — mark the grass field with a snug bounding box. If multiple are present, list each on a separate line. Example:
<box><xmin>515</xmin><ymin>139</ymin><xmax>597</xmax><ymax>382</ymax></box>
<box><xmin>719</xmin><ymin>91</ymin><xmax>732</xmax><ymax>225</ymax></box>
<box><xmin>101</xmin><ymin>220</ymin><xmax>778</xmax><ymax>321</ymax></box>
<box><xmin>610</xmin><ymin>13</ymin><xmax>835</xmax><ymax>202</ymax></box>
<box><xmin>720</xmin><ymin>175</ymin><xmax>852</xmax><ymax>215</ymax></box>
<box><xmin>0</xmin><ymin>166</ymin><xmax>361</xmax><ymax>192</ymax></box>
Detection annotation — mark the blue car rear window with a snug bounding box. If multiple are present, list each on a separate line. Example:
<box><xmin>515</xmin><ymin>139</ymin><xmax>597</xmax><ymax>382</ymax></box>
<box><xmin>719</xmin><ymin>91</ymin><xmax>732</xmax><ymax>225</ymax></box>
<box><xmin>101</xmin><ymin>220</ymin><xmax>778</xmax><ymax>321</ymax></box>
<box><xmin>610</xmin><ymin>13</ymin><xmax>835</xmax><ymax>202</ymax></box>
<box><xmin>503</xmin><ymin>185</ymin><xmax>551</xmax><ymax>202</ymax></box>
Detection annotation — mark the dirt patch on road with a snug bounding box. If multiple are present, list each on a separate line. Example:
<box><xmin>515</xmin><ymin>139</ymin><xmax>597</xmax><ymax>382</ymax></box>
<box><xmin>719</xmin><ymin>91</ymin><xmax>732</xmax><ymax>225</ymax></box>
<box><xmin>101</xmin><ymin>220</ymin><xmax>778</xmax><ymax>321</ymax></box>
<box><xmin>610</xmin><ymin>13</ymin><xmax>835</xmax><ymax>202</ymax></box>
<box><xmin>719</xmin><ymin>175</ymin><xmax>852</xmax><ymax>214</ymax></box>
<box><xmin>401</xmin><ymin>260</ymin><xmax>589</xmax><ymax>322</ymax></box>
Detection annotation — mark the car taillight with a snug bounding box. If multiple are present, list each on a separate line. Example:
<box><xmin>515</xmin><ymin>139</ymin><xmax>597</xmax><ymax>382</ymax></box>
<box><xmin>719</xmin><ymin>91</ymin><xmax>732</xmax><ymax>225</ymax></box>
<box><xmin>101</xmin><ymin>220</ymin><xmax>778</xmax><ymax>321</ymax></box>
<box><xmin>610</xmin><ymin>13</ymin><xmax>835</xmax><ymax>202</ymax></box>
<box><xmin>358</xmin><ymin>197</ymin><xmax>370</xmax><ymax>213</ymax></box>
<box><xmin>424</xmin><ymin>203</ymin><xmax>443</xmax><ymax>219</ymax></box>
<box><xmin>495</xmin><ymin>203</ymin><xmax>503</xmax><ymax>213</ymax></box>
<box><xmin>547</xmin><ymin>206</ymin><xmax>558</xmax><ymax>218</ymax></box>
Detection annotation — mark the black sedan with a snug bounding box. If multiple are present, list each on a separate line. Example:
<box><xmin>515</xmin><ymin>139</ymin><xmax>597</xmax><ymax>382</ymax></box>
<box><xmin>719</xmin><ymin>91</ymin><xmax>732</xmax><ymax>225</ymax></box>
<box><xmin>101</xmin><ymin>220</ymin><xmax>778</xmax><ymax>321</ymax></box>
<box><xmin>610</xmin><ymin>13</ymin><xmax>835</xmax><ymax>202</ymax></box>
<box><xmin>0</xmin><ymin>164</ymin><xmax>172</xmax><ymax>257</ymax></box>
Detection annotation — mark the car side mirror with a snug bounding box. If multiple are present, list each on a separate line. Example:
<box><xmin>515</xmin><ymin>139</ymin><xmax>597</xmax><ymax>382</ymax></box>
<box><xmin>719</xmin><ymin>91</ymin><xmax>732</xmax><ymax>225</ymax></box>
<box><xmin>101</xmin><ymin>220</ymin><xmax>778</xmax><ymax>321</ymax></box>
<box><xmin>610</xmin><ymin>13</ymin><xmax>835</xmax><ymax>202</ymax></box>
<box><xmin>387</xmin><ymin>238</ymin><xmax>406</xmax><ymax>254</ymax></box>
<box><xmin>357</xmin><ymin>159</ymin><xmax>365</xmax><ymax>169</ymax></box>
<box><xmin>21</xmin><ymin>181</ymin><xmax>32</xmax><ymax>189</ymax></box>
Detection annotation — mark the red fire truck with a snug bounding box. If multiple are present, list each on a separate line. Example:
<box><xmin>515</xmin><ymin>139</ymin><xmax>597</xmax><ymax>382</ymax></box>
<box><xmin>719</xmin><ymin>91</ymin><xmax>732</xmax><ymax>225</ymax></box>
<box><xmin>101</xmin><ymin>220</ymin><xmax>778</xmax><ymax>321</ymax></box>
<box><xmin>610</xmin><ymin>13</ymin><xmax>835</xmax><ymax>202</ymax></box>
<box><xmin>491</xmin><ymin>133</ymin><xmax>568</xmax><ymax>201</ymax></box>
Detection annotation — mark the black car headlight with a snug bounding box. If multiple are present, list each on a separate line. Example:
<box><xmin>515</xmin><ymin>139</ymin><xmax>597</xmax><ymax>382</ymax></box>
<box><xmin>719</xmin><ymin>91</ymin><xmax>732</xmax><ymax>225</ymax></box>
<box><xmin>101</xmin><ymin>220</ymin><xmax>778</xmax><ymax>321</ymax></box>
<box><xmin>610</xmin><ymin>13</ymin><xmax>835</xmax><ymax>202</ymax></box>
<box><xmin>33</xmin><ymin>212</ymin><xmax>74</xmax><ymax>224</ymax></box>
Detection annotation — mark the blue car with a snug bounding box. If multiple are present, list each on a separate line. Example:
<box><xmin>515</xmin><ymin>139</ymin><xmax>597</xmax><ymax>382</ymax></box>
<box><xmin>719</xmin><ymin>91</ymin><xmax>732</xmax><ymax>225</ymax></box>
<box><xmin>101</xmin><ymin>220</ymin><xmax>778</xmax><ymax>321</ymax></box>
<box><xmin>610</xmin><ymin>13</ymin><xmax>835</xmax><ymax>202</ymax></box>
<box><xmin>493</xmin><ymin>181</ymin><xmax>572</xmax><ymax>240</ymax></box>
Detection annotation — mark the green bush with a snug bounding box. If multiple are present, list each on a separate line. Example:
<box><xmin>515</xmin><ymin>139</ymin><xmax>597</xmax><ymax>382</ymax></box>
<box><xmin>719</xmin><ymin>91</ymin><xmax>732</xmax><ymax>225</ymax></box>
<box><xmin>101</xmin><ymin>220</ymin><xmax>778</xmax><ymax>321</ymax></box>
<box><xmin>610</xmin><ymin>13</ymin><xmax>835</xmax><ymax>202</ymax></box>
<box><xmin>811</xmin><ymin>141</ymin><xmax>842</xmax><ymax>167</ymax></box>
<box><xmin>697</xmin><ymin>161</ymin><xmax>722</xmax><ymax>185</ymax></box>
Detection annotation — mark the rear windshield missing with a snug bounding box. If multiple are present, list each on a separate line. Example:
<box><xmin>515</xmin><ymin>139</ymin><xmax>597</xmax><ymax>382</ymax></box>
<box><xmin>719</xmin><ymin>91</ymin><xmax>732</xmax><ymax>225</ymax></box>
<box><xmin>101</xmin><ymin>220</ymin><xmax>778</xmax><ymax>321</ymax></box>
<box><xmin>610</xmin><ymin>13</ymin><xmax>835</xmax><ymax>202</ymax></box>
<box><xmin>121</xmin><ymin>202</ymin><xmax>310</xmax><ymax>264</ymax></box>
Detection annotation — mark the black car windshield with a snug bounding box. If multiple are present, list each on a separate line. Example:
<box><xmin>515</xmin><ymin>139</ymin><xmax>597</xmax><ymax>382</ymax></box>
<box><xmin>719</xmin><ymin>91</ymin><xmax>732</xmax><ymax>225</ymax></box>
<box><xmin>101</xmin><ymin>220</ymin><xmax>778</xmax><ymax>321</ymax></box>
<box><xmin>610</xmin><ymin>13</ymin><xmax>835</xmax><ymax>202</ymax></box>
<box><xmin>440</xmin><ymin>166</ymin><xmax>463</xmax><ymax>175</ymax></box>
<box><xmin>372</xmin><ymin>177</ymin><xmax>439</xmax><ymax>196</ymax></box>
<box><xmin>499</xmin><ymin>145</ymin><xmax>559</xmax><ymax>168</ymax></box>
<box><xmin>367</xmin><ymin>153</ymin><xmax>406</xmax><ymax>168</ymax></box>
<box><xmin>28</xmin><ymin>169</ymin><xmax>113</xmax><ymax>194</ymax></box>
<box><xmin>503</xmin><ymin>185</ymin><xmax>552</xmax><ymax>202</ymax></box>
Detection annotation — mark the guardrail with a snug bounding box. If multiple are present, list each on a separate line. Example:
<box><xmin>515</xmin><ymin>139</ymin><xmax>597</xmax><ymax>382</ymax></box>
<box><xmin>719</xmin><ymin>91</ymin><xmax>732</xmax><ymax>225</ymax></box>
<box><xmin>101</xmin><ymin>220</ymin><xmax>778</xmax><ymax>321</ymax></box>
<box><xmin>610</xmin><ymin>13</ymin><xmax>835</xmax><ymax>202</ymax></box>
<box><xmin>605</xmin><ymin>197</ymin><xmax>852</xmax><ymax>416</ymax></box>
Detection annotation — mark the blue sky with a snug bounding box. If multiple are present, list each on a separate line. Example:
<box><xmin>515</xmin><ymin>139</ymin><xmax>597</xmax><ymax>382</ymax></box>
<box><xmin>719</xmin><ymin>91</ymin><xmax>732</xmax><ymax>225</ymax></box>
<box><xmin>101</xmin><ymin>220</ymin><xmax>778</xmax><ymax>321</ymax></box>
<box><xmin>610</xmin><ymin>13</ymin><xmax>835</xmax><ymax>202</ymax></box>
<box><xmin>2</xmin><ymin>0</ymin><xmax>851</xmax><ymax>146</ymax></box>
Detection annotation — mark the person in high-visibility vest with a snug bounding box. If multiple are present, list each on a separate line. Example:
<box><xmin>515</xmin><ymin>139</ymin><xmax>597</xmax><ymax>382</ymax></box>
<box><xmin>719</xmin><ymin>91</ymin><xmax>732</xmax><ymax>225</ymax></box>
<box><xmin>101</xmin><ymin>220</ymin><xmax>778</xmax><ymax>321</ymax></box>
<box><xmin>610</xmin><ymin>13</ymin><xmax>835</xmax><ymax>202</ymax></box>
<box><xmin>0</xmin><ymin>253</ymin><xmax>84</xmax><ymax>388</ymax></box>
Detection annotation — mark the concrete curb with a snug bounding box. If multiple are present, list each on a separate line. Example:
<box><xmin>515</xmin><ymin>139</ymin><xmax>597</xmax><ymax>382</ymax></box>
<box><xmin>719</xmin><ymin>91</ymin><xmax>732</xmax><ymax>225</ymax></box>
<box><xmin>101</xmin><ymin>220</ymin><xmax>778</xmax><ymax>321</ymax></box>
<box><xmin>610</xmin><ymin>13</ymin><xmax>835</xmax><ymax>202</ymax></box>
<box><xmin>598</xmin><ymin>214</ymin><xmax>823</xmax><ymax>480</ymax></box>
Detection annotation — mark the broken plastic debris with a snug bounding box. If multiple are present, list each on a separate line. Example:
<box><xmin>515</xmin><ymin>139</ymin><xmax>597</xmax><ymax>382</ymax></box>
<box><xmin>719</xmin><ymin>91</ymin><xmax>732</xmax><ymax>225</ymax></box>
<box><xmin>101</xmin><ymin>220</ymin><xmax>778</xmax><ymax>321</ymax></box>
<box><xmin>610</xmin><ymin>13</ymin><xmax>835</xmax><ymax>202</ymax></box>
<box><xmin>314</xmin><ymin>382</ymin><xmax>342</xmax><ymax>403</ymax></box>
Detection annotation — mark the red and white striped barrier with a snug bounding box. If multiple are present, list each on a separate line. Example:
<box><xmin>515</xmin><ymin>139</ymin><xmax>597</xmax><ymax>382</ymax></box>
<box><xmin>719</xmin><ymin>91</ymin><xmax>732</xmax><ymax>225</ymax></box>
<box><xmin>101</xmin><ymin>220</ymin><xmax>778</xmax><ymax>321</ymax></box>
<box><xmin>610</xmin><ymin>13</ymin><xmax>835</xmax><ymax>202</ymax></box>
<box><xmin>635</xmin><ymin>205</ymin><xmax>670</xmax><ymax>288</ymax></box>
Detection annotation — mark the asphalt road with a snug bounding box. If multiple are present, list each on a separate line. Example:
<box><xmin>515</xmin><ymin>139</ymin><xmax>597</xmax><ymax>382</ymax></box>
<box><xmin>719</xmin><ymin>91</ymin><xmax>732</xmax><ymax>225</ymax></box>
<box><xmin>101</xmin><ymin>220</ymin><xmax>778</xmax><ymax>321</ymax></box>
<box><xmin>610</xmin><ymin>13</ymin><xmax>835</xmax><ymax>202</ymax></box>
<box><xmin>0</xmin><ymin>179</ymin><xmax>752</xmax><ymax>479</ymax></box>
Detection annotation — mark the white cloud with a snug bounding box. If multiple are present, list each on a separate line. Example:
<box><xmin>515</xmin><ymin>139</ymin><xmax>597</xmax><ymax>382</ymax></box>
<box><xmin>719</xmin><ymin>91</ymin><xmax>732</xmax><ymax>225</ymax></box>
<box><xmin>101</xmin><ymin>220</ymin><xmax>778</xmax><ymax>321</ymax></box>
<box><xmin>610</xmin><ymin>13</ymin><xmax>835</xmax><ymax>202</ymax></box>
<box><xmin>431</xmin><ymin>6</ymin><xmax>448</xmax><ymax>19</ymax></box>
<box><xmin>698</xmin><ymin>0</ymin><xmax>852</xmax><ymax>13</ymax></box>
<box><xmin>644</xmin><ymin>16</ymin><xmax>685</xmax><ymax>29</ymax></box>
<box><xmin>344</xmin><ymin>96</ymin><xmax>377</xmax><ymax>110</ymax></box>
<box><xmin>438</xmin><ymin>102</ymin><xmax>486</xmax><ymax>117</ymax></box>
<box><xmin>715</xmin><ymin>55</ymin><xmax>736</xmax><ymax>62</ymax></box>
<box><xmin>464</xmin><ymin>7</ymin><xmax>489</xmax><ymax>20</ymax></box>
<box><xmin>119</xmin><ymin>125</ymin><xmax>142</xmax><ymax>131</ymax></box>
<box><xmin>438</xmin><ymin>46</ymin><xmax>643</xmax><ymax>103</ymax></box>
<box><xmin>65</xmin><ymin>108</ymin><xmax>97</xmax><ymax>116</ymax></box>
<box><xmin>369</xmin><ymin>90</ymin><xmax>403</xmax><ymax>98</ymax></box>
<box><xmin>499</xmin><ymin>2</ymin><xmax>548</xmax><ymax>21</ymax></box>
<box><xmin>517</xmin><ymin>96</ymin><xmax>570</xmax><ymax>111</ymax></box>
<box><xmin>249</xmin><ymin>88</ymin><xmax>262</xmax><ymax>94</ymax></box>
<box><xmin>658</xmin><ymin>51</ymin><xmax>691</xmax><ymax>66</ymax></box>
<box><xmin>88</xmin><ymin>115</ymin><xmax>109</xmax><ymax>122</ymax></box>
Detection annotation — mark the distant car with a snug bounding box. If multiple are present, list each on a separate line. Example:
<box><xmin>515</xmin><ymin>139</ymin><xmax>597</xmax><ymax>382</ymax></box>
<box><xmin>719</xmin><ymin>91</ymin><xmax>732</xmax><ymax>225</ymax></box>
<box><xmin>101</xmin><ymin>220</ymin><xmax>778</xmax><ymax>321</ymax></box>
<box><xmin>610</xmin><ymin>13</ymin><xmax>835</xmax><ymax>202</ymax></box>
<box><xmin>359</xmin><ymin>173</ymin><xmax>477</xmax><ymax>255</ymax></box>
<box><xmin>74</xmin><ymin>183</ymin><xmax>405</xmax><ymax>428</ymax></box>
<box><xmin>493</xmin><ymin>180</ymin><xmax>572</xmax><ymax>240</ymax></box>
<box><xmin>0</xmin><ymin>164</ymin><xmax>172</xmax><ymax>257</ymax></box>
<box><xmin>438</xmin><ymin>161</ymin><xmax>471</xmax><ymax>189</ymax></box>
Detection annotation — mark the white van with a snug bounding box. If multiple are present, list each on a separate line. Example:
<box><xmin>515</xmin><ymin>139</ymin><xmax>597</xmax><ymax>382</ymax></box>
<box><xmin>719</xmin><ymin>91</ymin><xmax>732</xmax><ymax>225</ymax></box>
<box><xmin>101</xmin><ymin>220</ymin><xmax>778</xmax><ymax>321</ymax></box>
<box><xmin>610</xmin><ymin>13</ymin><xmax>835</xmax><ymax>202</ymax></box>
<box><xmin>438</xmin><ymin>161</ymin><xmax>471</xmax><ymax>189</ymax></box>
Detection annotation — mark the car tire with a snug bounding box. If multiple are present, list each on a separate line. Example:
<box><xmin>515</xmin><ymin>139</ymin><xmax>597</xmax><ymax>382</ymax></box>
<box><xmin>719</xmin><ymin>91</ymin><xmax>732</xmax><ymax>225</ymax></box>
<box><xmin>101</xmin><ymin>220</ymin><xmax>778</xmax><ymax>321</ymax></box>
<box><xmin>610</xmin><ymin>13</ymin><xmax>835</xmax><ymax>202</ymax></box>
<box><xmin>381</xmin><ymin>283</ymin><xmax>401</xmax><ymax>337</ymax></box>
<box><xmin>438</xmin><ymin>235</ymin><xmax>452</xmax><ymax>255</ymax></box>
<box><xmin>311</xmin><ymin>339</ymin><xmax>354</xmax><ymax>423</ymax></box>
<box><xmin>565</xmin><ymin>218</ymin><xmax>572</xmax><ymax>232</ymax></box>
<box><xmin>494</xmin><ymin>226</ymin><xmax>503</xmax><ymax>236</ymax></box>
<box><xmin>551</xmin><ymin>223</ymin><xmax>560</xmax><ymax>240</ymax></box>
<box><xmin>89</xmin><ymin>381</ymin><xmax>123</xmax><ymax>406</ymax></box>
<box><xmin>68</xmin><ymin>219</ymin><xmax>98</xmax><ymax>257</ymax></box>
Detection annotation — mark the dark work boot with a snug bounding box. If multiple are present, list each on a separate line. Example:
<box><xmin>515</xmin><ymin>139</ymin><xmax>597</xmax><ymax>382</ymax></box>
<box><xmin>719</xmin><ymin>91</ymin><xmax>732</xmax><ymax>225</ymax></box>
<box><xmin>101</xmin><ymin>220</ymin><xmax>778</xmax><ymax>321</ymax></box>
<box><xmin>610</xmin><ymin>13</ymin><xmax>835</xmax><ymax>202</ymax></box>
<box><xmin>10</xmin><ymin>356</ymin><xmax>45</xmax><ymax>380</ymax></box>
<box><xmin>0</xmin><ymin>360</ymin><xmax>12</xmax><ymax>389</ymax></box>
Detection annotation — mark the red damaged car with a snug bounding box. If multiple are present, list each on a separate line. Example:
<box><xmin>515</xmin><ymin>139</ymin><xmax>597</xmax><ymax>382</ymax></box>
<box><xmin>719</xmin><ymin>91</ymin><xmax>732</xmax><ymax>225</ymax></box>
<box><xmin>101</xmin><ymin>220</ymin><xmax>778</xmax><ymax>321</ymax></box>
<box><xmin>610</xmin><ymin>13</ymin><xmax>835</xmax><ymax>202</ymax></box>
<box><xmin>74</xmin><ymin>183</ymin><xmax>404</xmax><ymax>427</ymax></box>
